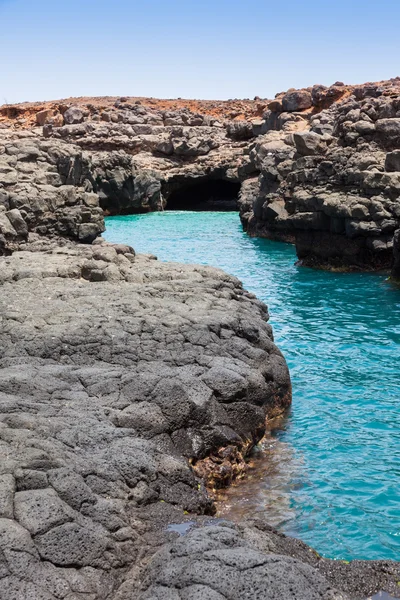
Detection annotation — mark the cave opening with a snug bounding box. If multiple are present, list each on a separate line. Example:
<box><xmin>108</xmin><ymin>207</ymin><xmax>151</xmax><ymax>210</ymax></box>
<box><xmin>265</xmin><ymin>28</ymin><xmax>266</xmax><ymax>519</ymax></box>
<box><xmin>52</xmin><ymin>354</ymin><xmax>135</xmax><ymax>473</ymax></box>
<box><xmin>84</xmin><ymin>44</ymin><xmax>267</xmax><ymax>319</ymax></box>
<box><xmin>165</xmin><ymin>179</ymin><xmax>241</xmax><ymax>211</ymax></box>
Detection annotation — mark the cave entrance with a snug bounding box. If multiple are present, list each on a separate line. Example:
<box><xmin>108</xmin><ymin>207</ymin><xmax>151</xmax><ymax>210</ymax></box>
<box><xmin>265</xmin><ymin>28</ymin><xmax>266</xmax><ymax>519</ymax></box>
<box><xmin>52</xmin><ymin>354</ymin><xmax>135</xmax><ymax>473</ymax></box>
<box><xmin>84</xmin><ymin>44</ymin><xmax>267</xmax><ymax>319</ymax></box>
<box><xmin>165</xmin><ymin>179</ymin><xmax>240</xmax><ymax>211</ymax></box>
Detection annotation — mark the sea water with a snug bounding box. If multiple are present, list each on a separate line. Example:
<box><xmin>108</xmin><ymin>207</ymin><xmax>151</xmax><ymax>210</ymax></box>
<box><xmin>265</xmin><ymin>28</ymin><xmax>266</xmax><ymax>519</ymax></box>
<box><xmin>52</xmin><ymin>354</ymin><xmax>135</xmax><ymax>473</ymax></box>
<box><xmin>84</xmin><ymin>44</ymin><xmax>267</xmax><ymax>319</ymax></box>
<box><xmin>104</xmin><ymin>211</ymin><xmax>400</xmax><ymax>561</ymax></box>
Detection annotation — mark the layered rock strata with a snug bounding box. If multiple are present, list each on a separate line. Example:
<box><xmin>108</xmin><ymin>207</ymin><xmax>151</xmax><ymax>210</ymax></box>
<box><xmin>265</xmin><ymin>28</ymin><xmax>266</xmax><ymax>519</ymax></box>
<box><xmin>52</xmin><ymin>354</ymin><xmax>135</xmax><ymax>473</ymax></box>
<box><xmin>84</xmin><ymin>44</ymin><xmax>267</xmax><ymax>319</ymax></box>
<box><xmin>0</xmin><ymin>98</ymin><xmax>261</xmax><ymax>232</ymax></box>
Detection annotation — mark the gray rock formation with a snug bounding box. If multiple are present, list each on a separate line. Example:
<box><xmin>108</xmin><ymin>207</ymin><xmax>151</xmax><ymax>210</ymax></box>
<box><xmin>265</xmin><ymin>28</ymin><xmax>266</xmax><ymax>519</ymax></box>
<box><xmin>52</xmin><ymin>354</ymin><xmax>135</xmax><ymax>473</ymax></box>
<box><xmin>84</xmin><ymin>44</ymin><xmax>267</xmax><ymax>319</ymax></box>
<box><xmin>0</xmin><ymin>242</ymin><xmax>292</xmax><ymax>598</ymax></box>
<box><xmin>393</xmin><ymin>228</ymin><xmax>400</xmax><ymax>278</ymax></box>
<box><xmin>135</xmin><ymin>521</ymin><xmax>400</xmax><ymax>600</ymax></box>
<box><xmin>239</xmin><ymin>79</ymin><xmax>400</xmax><ymax>271</ymax></box>
<box><xmin>0</xmin><ymin>102</ymin><xmax>258</xmax><ymax>253</ymax></box>
<box><xmin>137</xmin><ymin>524</ymin><xmax>347</xmax><ymax>600</ymax></box>
<box><xmin>0</xmin><ymin>129</ymin><xmax>105</xmax><ymax>253</ymax></box>
<box><xmin>4</xmin><ymin>82</ymin><xmax>399</xmax><ymax>272</ymax></box>
<box><xmin>1</xmin><ymin>87</ymin><xmax>400</xmax><ymax>598</ymax></box>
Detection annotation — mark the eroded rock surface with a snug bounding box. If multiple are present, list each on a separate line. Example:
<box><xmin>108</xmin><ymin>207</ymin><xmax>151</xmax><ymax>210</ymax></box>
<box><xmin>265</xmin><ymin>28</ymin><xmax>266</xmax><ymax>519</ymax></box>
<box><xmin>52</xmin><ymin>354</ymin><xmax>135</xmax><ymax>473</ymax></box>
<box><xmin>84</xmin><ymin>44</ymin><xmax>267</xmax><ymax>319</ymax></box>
<box><xmin>1</xmin><ymin>87</ymin><xmax>400</xmax><ymax>598</ymax></box>
<box><xmin>239</xmin><ymin>78</ymin><xmax>400</xmax><ymax>271</ymax></box>
<box><xmin>2</xmin><ymin>81</ymin><xmax>400</xmax><ymax>272</ymax></box>
<box><xmin>135</xmin><ymin>521</ymin><xmax>400</xmax><ymax>600</ymax></box>
<box><xmin>0</xmin><ymin>242</ymin><xmax>291</xmax><ymax>598</ymax></box>
<box><xmin>0</xmin><ymin>98</ymin><xmax>261</xmax><ymax>240</ymax></box>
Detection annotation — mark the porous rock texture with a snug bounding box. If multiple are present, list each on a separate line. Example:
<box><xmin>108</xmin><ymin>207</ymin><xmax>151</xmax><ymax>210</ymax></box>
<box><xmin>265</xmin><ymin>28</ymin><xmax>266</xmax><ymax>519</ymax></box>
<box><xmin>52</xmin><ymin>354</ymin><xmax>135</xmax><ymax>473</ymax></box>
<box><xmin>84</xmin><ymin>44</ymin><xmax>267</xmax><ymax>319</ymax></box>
<box><xmin>1</xmin><ymin>90</ymin><xmax>400</xmax><ymax>599</ymax></box>
<box><xmin>238</xmin><ymin>78</ymin><xmax>400</xmax><ymax>271</ymax></box>
<box><xmin>0</xmin><ymin>241</ymin><xmax>295</xmax><ymax>599</ymax></box>
<box><xmin>136</xmin><ymin>521</ymin><xmax>400</xmax><ymax>600</ymax></box>
<box><xmin>0</xmin><ymin>96</ymin><xmax>263</xmax><ymax>230</ymax></box>
<box><xmin>3</xmin><ymin>82</ymin><xmax>400</xmax><ymax>273</ymax></box>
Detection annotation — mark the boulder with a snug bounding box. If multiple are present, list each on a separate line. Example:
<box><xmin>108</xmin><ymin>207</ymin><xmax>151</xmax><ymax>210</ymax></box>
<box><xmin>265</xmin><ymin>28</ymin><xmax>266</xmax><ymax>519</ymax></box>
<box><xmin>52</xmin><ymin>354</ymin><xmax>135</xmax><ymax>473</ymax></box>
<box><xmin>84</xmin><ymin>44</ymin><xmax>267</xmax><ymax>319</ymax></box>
<box><xmin>293</xmin><ymin>131</ymin><xmax>326</xmax><ymax>156</ymax></box>
<box><xmin>5</xmin><ymin>208</ymin><xmax>28</xmax><ymax>238</ymax></box>
<box><xmin>385</xmin><ymin>150</ymin><xmax>400</xmax><ymax>172</ymax></box>
<box><xmin>63</xmin><ymin>106</ymin><xmax>85</xmax><ymax>124</ymax></box>
<box><xmin>36</xmin><ymin>109</ymin><xmax>56</xmax><ymax>126</ymax></box>
<box><xmin>282</xmin><ymin>90</ymin><xmax>312</xmax><ymax>112</ymax></box>
<box><xmin>267</xmin><ymin>99</ymin><xmax>283</xmax><ymax>112</ymax></box>
<box><xmin>375</xmin><ymin>118</ymin><xmax>400</xmax><ymax>147</ymax></box>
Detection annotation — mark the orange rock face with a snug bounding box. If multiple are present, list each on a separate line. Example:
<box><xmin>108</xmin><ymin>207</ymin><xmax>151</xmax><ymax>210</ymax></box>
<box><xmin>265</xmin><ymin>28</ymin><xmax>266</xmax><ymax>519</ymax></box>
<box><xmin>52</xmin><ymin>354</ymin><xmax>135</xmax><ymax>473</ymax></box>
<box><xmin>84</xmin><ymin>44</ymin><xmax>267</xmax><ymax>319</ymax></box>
<box><xmin>0</xmin><ymin>96</ymin><xmax>269</xmax><ymax>130</ymax></box>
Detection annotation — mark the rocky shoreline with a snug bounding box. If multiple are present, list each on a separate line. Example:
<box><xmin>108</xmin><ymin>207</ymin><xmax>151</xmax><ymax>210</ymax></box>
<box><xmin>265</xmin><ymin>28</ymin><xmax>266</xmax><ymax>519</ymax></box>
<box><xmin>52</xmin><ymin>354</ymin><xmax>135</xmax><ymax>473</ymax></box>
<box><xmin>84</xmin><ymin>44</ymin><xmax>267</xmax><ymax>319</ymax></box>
<box><xmin>0</xmin><ymin>84</ymin><xmax>399</xmax><ymax>599</ymax></box>
<box><xmin>239</xmin><ymin>80</ymin><xmax>400</xmax><ymax>274</ymax></box>
<box><xmin>2</xmin><ymin>80</ymin><xmax>400</xmax><ymax>275</ymax></box>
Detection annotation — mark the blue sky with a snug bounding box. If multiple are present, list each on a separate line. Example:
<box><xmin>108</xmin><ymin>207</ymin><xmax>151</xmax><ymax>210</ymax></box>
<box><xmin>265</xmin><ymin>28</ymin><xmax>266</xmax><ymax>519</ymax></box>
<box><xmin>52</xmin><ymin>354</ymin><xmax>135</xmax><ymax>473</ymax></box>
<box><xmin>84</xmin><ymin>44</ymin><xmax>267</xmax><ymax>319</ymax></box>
<box><xmin>1</xmin><ymin>0</ymin><xmax>399</xmax><ymax>103</ymax></box>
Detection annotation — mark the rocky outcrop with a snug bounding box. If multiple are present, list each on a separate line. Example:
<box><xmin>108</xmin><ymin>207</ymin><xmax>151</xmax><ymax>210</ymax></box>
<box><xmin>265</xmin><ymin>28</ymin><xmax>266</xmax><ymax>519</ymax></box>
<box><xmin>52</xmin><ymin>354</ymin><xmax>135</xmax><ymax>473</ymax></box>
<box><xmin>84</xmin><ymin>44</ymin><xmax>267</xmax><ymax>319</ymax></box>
<box><xmin>1</xmin><ymin>87</ymin><xmax>400</xmax><ymax>598</ymax></box>
<box><xmin>136</xmin><ymin>521</ymin><xmax>400</xmax><ymax>600</ymax></box>
<box><xmin>137</xmin><ymin>524</ymin><xmax>347</xmax><ymax>600</ymax></box>
<box><xmin>0</xmin><ymin>241</ymin><xmax>292</xmax><ymax>598</ymax></box>
<box><xmin>0</xmin><ymin>98</ymin><xmax>261</xmax><ymax>246</ymax></box>
<box><xmin>240</xmin><ymin>78</ymin><xmax>400</xmax><ymax>270</ymax></box>
<box><xmin>4</xmin><ymin>81</ymin><xmax>400</xmax><ymax>271</ymax></box>
<box><xmin>0</xmin><ymin>129</ymin><xmax>105</xmax><ymax>253</ymax></box>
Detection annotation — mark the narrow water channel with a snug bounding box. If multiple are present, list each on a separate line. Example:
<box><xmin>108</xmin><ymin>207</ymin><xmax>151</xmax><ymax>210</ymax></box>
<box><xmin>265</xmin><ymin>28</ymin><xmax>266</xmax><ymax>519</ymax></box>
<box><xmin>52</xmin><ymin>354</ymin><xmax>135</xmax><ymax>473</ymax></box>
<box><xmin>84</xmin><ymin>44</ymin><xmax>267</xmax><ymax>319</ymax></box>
<box><xmin>104</xmin><ymin>211</ymin><xmax>400</xmax><ymax>562</ymax></box>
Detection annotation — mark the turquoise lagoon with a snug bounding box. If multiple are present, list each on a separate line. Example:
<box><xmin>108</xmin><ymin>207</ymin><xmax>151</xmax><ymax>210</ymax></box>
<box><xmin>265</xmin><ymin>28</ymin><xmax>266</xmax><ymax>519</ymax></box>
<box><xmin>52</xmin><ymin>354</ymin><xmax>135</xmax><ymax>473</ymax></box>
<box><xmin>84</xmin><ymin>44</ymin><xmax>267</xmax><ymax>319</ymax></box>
<box><xmin>104</xmin><ymin>211</ymin><xmax>400</xmax><ymax>562</ymax></box>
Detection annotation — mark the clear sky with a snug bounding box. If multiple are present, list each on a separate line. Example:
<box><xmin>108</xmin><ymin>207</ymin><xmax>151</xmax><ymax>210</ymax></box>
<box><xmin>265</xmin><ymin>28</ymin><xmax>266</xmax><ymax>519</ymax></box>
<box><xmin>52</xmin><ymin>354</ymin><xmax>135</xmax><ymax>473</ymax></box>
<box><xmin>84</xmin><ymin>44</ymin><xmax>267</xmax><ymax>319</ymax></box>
<box><xmin>1</xmin><ymin>0</ymin><xmax>399</xmax><ymax>104</ymax></box>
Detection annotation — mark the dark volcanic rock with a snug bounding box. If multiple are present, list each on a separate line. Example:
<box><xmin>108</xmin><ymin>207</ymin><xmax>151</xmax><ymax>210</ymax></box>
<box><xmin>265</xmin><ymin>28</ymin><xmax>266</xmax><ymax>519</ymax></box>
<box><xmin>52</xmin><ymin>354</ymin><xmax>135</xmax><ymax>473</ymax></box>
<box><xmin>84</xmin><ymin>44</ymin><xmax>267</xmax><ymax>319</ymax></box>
<box><xmin>137</xmin><ymin>525</ymin><xmax>347</xmax><ymax>600</ymax></box>
<box><xmin>63</xmin><ymin>106</ymin><xmax>85</xmax><ymax>125</ymax></box>
<box><xmin>282</xmin><ymin>90</ymin><xmax>313</xmax><ymax>112</ymax></box>
<box><xmin>1</xmin><ymin>84</ymin><xmax>400</xmax><ymax>598</ymax></box>
<box><xmin>240</xmin><ymin>79</ymin><xmax>400</xmax><ymax>270</ymax></box>
<box><xmin>134</xmin><ymin>521</ymin><xmax>400</xmax><ymax>600</ymax></box>
<box><xmin>0</xmin><ymin>243</ymin><xmax>291</xmax><ymax>598</ymax></box>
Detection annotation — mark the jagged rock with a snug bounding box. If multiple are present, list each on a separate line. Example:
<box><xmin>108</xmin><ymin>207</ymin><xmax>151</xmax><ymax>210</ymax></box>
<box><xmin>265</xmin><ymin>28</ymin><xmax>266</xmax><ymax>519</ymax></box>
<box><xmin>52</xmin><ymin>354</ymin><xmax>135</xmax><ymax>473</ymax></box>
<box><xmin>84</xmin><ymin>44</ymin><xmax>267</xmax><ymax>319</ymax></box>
<box><xmin>241</xmin><ymin>79</ymin><xmax>400</xmax><ymax>270</ymax></box>
<box><xmin>393</xmin><ymin>228</ymin><xmax>400</xmax><ymax>278</ymax></box>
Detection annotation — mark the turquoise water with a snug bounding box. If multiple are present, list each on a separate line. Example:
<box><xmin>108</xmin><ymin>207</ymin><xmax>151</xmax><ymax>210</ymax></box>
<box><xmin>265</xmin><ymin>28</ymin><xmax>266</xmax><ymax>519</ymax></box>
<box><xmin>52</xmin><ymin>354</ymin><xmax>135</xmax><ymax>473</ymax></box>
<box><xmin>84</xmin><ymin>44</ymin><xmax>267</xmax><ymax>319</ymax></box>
<box><xmin>104</xmin><ymin>211</ymin><xmax>400</xmax><ymax>562</ymax></box>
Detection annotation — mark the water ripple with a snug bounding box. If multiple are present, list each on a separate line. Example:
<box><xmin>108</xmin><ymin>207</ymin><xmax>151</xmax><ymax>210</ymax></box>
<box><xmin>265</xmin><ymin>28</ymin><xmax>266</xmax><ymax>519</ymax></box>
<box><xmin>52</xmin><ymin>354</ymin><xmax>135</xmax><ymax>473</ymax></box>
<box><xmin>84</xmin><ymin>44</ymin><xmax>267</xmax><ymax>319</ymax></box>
<box><xmin>104</xmin><ymin>211</ymin><xmax>400</xmax><ymax>561</ymax></box>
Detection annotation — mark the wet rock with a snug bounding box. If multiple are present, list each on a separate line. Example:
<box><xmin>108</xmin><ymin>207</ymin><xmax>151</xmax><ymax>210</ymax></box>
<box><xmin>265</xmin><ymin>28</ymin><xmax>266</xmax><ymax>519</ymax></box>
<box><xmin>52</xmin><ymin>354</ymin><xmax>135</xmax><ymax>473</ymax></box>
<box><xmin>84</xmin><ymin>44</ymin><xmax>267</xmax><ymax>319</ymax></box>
<box><xmin>393</xmin><ymin>229</ymin><xmax>400</xmax><ymax>278</ymax></box>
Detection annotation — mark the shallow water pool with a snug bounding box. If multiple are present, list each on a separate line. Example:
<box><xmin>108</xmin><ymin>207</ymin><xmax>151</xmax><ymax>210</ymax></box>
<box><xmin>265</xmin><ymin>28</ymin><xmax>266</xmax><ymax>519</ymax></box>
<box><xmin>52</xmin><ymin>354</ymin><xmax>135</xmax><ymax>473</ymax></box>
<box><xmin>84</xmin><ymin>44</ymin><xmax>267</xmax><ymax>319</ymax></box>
<box><xmin>104</xmin><ymin>211</ymin><xmax>400</xmax><ymax>561</ymax></box>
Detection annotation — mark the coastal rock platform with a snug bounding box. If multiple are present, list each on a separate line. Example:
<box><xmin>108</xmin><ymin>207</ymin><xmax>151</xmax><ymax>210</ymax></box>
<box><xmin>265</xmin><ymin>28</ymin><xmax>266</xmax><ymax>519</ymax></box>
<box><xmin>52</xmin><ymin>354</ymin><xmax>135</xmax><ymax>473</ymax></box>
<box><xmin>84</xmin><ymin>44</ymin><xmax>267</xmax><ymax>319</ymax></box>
<box><xmin>1</xmin><ymin>87</ymin><xmax>400</xmax><ymax>598</ymax></box>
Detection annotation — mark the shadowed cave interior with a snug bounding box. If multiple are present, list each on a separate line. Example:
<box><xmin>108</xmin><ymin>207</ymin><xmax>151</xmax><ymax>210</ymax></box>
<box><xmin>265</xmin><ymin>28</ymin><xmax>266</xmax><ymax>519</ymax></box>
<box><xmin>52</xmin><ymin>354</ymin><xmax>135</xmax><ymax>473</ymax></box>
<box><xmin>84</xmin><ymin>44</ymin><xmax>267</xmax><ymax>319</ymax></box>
<box><xmin>165</xmin><ymin>179</ymin><xmax>241</xmax><ymax>211</ymax></box>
